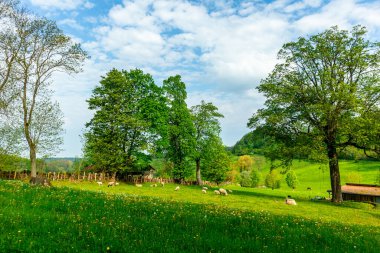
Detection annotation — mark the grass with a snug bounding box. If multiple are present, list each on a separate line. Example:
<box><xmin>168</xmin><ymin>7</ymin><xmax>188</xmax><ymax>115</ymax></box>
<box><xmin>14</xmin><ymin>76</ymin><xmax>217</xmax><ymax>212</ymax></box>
<box><xmin>0</xmin><ymin>157</ymin><xmax>379</xmax><ymax>252</ymax></box>
<box><xmin>0</xmin><ymin>180</ymin><xmax>379</xmax><ymax>252</ymax></box>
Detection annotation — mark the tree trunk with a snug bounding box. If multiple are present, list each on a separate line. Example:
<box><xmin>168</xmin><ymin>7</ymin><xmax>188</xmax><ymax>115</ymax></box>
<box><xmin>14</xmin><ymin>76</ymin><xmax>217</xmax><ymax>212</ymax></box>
<box><xmin>327</xmin><ymin>141</ymin><xmax>343</xmax><ymax>203</ymax></box>
<box><xmin>196</xmin><ymin>159</ymin><xmax>202</xmax><ymax>185</ymax></box>
<box><xmin>29</xmin><ymin>145</ymin><xmax>37</xmax><ymax>178</ymax></box>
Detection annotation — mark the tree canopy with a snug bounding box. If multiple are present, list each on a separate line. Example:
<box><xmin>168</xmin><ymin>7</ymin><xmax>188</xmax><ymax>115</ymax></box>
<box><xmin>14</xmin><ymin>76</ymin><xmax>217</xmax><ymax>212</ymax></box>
<box><xmin>84</xmin><ymin>69</ymin><xmax>167</xmax><ymax>173</ymax></box>
<box><xmin>163</xmin><ymin>75</ymin><xmax>195</xmax><ymax>181</ymax></box>
<box><xmin>191</xmin><ymin>100</ymin><xmax>224</xmax><ymax>184</ymax></box>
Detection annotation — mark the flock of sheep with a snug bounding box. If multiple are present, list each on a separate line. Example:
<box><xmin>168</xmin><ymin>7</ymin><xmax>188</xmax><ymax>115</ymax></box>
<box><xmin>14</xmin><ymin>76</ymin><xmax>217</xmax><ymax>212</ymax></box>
<box><xmin>96</xmin><ymin>180</ymin><xmax>297</xmax><ymax>205</ymax></box>
<box><xmin>96</xmin><ymin>180</ymin><xmax>232</xmax><ymax>196</ymax></box>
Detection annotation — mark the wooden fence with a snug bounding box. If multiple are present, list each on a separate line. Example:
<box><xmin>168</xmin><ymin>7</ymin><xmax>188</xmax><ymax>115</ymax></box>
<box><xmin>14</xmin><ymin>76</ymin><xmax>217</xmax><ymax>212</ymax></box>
<box><xmin>0</xmin><ymin>171</ymin><xmax>214</xmax><ymax>186</ymax></box>
<box><xmin>0</xmin><ymin>170</ymin><xmax>183</xmax><ymax>184</ymax></box>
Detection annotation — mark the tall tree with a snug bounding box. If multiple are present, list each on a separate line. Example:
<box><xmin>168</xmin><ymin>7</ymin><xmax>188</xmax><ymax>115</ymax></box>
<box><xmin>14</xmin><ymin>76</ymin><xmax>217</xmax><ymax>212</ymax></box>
<box><xmin>163</xmin><ymin>75</ymin><xmax>195</xmax><ymax>181</ymax></box>
<box><xmin>84</xmin><ymin>69</ymin><xmax>167</xmax><ymax>173</ymax></box>
<box><xmin>201</xmin><ymin>135</ymin><xmax>230</xmax><ymax>185</ymax></box>
<box><xmin>191</xmin><ymin>100</ymin><xmax>223</xmax><ymax>185</ymax></box>
<box><xmin>249</xmin><ymin>26</ymin><xmax>380</xmax><ymax>202</ymax></box>
<box><xmin>15</xmin><ymin>15</ymin><xmax>86</xmax><ymax>179</ymax></box>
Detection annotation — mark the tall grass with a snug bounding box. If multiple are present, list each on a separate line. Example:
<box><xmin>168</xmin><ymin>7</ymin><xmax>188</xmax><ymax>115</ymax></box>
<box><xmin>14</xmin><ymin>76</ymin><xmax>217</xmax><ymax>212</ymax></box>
<box><xmin>0</xmin><ymin>180</ymin><xmax>379</xmax><ymax>252</ymax></box>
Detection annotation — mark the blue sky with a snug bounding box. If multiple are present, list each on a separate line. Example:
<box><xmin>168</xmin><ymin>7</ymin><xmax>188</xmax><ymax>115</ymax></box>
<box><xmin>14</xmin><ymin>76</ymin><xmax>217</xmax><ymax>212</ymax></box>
<box><xmin>20</xmin><ymin>0</ymin><xmax>380</xmax><ymax>157</ymax></box>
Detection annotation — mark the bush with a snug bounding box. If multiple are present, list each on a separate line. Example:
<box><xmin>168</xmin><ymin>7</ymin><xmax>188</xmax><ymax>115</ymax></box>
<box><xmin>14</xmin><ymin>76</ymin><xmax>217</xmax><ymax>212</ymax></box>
<box><xmin>251</xmin><ymin>169</ymin><xmax>261</xmax><ymax>187</ymax></box>
<box><xmin>240</xmin><ymin>171</ymin><xmax>252</xmax><ymax>187</ymax></box>
<box><xmin>285</xmin><ymin>170</ymin><xmax>299</xmax><ymax>189</ymax></box>
<box><xmin>237</xmin><ymin>155</ymin><xmax>253</xmax><ymax>171</ymax></box>
<box><xmin>265</xmin><ymin>170</ymin><xmax>281</xmax><ymax>190</ymax></box>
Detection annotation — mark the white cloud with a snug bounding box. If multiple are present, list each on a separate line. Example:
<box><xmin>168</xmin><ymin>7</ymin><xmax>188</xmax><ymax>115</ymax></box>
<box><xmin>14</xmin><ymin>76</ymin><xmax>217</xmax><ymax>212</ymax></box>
<box><xmin>58</xmin><ymin>18</ymin><xmax>84</xmax><ymax>30</ymax></box>
<box><xmin>294</xmin><ymin>0</ymin><xmax>380</xmax><ymax>34</ymax></box>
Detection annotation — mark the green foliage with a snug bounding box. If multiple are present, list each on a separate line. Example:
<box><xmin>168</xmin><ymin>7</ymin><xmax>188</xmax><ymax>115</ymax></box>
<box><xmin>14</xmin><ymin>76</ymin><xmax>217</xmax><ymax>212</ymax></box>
<box><xmin>265</xmin><ymin>170</ymin><xmax>281</xmax><ymax>189</ymax></box>
<box><xmin>0</xmin><ymin>154</ymin><xmax>29</xmax><ymax>171</ymax></box>
<box><xmin>191</xmin><ymin>100</ymin><xmax>224</xmax><ymax>184</ymax></box>
<box><xmin>84</xmin><ymin>69</ymin><xmax>167</xmax><ymax>173</ymax></box>
<box><xmin>251</xmin><ymin>169</ymin><xmax>261</xmax><ymax>187</ymax></box>
<box><xmin>163</xmin><ymin>75</ymin><xmax>195</xmax><ymax>180</ymax></box>
<box><xmin>240</xmin><ymin>170</ymin><xmax>252</xmax><ymax>187</ymax></box>
<box><xmin>249</xmin><ymin>26</ymin><xmax>380</xmax><ymax>201</ymax></box>
<box><xmin>285</xmin><ymin>170</ymin><xmax>299</xmax><ymax>189</ymax></box>
<box><xmin>237</xmin><ymin>155</ymin><xmax>253</xmax><ymax>171</ymax></box>
<box><xmin>231</xmin><ymin>129</ymin><xmax>268</xmax><ymax>155</ymax></box>
<box><xmin>201</xmin><ymin>136</ymin><xmax>230</xmax><ymax>184</ymax></box>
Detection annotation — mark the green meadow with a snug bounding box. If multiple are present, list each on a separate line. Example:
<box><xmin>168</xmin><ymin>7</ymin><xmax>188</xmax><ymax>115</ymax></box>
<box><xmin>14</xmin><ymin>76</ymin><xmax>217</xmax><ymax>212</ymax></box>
<box><xmin>0</xmin><ymin>158</ymin><xmax>379</xmax><ymax>252</ymax></box>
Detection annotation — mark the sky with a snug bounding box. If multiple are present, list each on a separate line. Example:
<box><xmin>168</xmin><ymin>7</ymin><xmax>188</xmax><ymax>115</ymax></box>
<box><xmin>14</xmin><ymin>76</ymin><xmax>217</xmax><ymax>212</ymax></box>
<box><xmin>19</xmin><ymin>0</ymin><xmax>380</xmax><ymax>157</ymax></box>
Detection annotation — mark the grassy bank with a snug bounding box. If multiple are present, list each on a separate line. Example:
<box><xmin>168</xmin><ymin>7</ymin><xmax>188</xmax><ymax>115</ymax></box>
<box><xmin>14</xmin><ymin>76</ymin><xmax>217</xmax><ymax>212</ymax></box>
<box><xmin>0</xmin><ymin>180</ymin><xmax>379</xmax><ymax>252</ymax></box>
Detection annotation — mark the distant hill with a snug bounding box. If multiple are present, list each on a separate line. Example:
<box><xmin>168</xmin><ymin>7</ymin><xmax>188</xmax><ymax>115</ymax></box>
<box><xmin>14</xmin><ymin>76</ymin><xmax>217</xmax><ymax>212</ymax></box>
<box><xmin>44</xmin><ymin>157</ymin><xmax>80</xmax><ymax>162</ymax></box>
<box><xmin>231</xmin><ymin>129</ymin><xmax>267</xmax><ymax>155</ymax></box>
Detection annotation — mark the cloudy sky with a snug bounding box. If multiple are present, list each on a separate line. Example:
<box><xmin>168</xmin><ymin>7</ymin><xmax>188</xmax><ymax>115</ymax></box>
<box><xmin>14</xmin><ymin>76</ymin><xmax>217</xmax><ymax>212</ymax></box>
<box><xmin>20</xmin><ymin>0</ymin><xmax>380</xmax><ymax>157</ymax></box>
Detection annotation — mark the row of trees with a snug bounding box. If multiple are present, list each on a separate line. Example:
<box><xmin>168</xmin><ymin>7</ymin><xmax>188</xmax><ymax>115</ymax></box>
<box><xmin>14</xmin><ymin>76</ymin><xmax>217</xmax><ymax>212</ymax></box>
<box><xmin>83</xmin><ymin>69</ymin><xmax>229</xmax><ymax>184</ymax></box>
<box><xmin>0</xmin><ymin>0</ymin><xmax>87</xmax><ymax>180</ymax></box>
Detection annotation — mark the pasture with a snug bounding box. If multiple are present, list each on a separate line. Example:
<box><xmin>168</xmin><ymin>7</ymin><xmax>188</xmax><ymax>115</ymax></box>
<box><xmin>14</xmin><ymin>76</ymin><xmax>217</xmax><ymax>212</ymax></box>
<box><xmin>0</xmin><ymin>158</ymin><xmax>379</xmax><ymax>252</ymax></box>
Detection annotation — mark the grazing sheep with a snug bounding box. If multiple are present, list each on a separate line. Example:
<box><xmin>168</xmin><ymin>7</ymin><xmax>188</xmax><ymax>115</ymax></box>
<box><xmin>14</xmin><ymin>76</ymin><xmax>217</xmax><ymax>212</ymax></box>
<box><xmin>135</xmin><ymin>184</ymin><xmax>143</xmax><ymax>187</ymax></box>
<box><xmin>219</xmin><ymin>188</ymin><xmax>228</xmax><ymax>196</ymax></box>
<box><xmin>108</xmin><ymin>182</ymin><xmax>115</xmax><ymax>187</ymax></box>
<box><xmin>214</xmin><ymin>190</ymin><xmax>220</xmax><ymax>195</ymax></box>
<box><xmin>97</xmin><ymin>181</ymin><xmax>103</xmax><ymax>186</ymax></box>
<box><xmin>150</xmin><ymin>184</ymin><xmax>157</xmax><ymax>187</ymax></box>
<box><xmin>202</xmin><ymin>186</ymin><xmax>208</xmax><ymax>190</ymax></box>
<box><xmin>175</xmin><ymin>186</ymin><xmax>180</xmax><ymax>191</ymax></box>
<box><xmin>202</xmin><ymin>189</ymin><xmax>207</xmax><ymax>194</ymax></box>
<box><xmin>115</xmin><ymin>182</ymin><xmax>119</xmax><ymax>186</ymax></box>
<box><xmin>285</xmin><ymin>198</ymin><xmax>297</xmax><ymax>205</ymax></box>
<box><xmin>228</xmin><ymin>189</ymin><xmax>233</xmax><ymax>193</ymax></box>
<box><xmin>160</xmin><ymin>182</ymin><xmax>165</xmax><ymax>187</ymax></box>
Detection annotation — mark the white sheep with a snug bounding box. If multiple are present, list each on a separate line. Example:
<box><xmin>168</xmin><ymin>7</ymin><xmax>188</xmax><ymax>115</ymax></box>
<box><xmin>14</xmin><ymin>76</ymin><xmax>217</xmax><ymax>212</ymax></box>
<box><xmin>175</xmin><ymin>186</ymin><xmax>180</xmax><ymax>191</ymax></box>
<box><xmin>214</xmin><ymin>190</ymin><xmax>220</xmax><ymax>195</ymax></box>
<box><xmin>202</xmin><ymin>186</ymin><xmax>208</xmax><ymax>190</ymax></box>
<box><xmin>285</xmin><ymin>198</ymin><xmax>297</xmax><ymax>205</ymax></box>
<box><xmin>219</xmin><ymin>188</ymin><xmax>228</xmax><ymax>196</ymax></box>
<box><xmin>97</xmin><ymin>181</ymin><xmax>103</xmax><ymax>186</ymax></box>
<box><xmin>150</xmin><ymin>184</ymin><xmax>157</xmax><ymax>187</ymax></box>
<box><xmin>115</xmin><ymin>182</ymin><xmax>119</xmax><ymax>186</ymax></box>
<box><xmin>160</xmin><ymin>182</ymin><xmax>165</xmax><ymax>187</ymax></box>
<box><xmin>107</xmin><ymin>181</ymin><xmax>115</xmax><ymax>187</ymax></box>
<box><xmin>135</xmin><ymin>184</ymin><xmax>143</xmax><ymax>187</ymax></box>
<box><xmin>202</xmin><ymin>189</ymin><xmax>207</xmax><ymax>194</ymax></box>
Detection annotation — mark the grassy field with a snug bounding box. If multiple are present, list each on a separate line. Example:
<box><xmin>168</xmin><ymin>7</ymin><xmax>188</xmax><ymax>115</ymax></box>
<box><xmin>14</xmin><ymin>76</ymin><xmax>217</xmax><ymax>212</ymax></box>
<box><xmin>0</xmin><ymin>158</ymin><xmax>379</xmax><ymax>252</ymax></box>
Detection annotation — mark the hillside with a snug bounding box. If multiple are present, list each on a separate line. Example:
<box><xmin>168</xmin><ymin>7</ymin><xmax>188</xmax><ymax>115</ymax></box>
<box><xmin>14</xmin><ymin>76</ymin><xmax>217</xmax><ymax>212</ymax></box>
<box><xmin>0</xmin><ymin>180</ymin><xmax>379</xmax><ymax>252</ymax></box>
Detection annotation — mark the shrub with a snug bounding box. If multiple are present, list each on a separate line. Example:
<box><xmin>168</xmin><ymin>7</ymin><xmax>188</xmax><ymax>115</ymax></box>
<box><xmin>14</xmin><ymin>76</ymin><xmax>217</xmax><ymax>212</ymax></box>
<box><xmin>237</xmin><ymin>155</ymin><xmax>253</xmax><ymax>171</ymax></box>
<box><xmin>285</xmin><ymin>170</ymin><xmax>299</xmax><ymax>189</ymax></box>
<box><xmin>251</xmin><ymin>169</ymin><xmax>261</xmax><ymax>187</ymax></box>
<box><xmin>240</xmin><ymin>171</ymin><xmax>252</xmax><ymax>187</ymax></box>
<box><xmin>265</xmin><ymin>170</ymin><xmax>281</xmax><ymax>190</ymax></box>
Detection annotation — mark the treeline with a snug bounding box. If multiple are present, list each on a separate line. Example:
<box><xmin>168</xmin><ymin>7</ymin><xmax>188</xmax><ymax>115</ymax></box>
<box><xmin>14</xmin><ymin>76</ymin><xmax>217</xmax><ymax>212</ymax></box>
<box><xmin>231</xmin><ymin>128</ymin><xmax>379</xmax><ymax>162</ymax></box>
<box><xmin>0</xmin><ymin>154</ymin><xmax>82</xmax><ymax>173</ymax></box>
<box><xmin>83</xmin><ymin>69</ymin><xmax>229</xmax><ymax>184</ymax></box>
